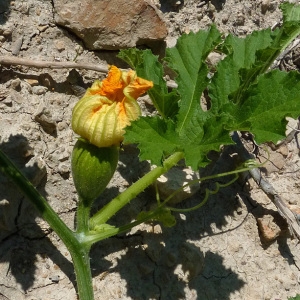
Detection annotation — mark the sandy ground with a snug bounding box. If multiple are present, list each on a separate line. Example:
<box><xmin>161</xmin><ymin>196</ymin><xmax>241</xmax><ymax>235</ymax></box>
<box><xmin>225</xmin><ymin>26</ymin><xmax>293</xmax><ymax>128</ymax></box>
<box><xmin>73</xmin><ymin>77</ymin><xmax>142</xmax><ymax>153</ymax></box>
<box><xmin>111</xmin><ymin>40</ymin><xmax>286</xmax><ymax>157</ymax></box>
<box><xmin>1</xmin><ymin>0</ymin><xmax>300</xmax><ymax>299</ymax></box>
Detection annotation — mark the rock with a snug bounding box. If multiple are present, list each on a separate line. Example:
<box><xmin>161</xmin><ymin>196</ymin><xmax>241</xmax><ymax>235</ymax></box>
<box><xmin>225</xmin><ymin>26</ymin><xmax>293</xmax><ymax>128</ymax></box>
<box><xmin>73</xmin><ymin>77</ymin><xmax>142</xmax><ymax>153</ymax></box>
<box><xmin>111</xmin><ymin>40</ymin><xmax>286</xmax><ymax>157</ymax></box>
<box><xmin>155</xmin><ymin>165</ymin><xmax>200</xmax><ymax>205</ymax></box>
<box><xmin>54</xmin><ymin>39</ymin><xmax>66</xmax><ymax>52</ymax></box>
<box><xmin>34</xmin><ymin>102</ymin><xmax>56</xmax><ymax>134</ymax></box>
<box><xmin>257</xmin><ymin>215</ymin><xmax>281</xmax><ymax>242</ymax></box>
<box><xmin>32</xmin><ymin>85</ymin><xmax>48</xmax><ymax>95</ymax></box>
<box><xmin>53</xmin><ymin>0</ymin><xmax>168</xmax><ymax>50</ymax></box>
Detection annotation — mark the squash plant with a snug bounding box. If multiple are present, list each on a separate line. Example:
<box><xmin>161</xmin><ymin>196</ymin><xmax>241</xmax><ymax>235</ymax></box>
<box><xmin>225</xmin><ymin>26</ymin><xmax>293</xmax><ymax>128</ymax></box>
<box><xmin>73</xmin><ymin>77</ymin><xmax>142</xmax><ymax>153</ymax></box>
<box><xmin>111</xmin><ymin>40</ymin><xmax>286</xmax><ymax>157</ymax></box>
<box><xmin>1</xmin><ymin>2</ymin><xmax>300</xmax><ymax>300</ymax></box>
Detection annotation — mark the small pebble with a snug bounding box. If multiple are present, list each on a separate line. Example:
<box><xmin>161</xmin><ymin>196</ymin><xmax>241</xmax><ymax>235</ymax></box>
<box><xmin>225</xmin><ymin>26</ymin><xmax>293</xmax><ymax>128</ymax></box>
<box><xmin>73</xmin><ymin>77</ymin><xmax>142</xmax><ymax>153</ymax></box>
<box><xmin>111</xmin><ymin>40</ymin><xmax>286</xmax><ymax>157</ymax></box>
<box><xmin>57</xmin><ymin>121</ymin><xmax>68</xmax><ymax>131</ymax></box>
<box><xmin>10</xmin><ymin>78</ymin><xmax>21</xmax><ymax>90</ymax></box>
<box><xmin>58</xmin><ymin>163</ymin><xmax>70</xmax><ymax>175</ymax></box>
<box><xmin>32</xmin><ymin>85</ymin><xmax>48</xmax><ymax>95</ymax></box>
<box><xmin>54</xmin><ymin>40</ymin><xmax>65</xmax><ymax>52</ymax></box>
<box><xmin>49</xmin><ymin>275</ymin><xmax>60</xmax><ymax>283</ymax></box>
<box><xmin>38</xmin><ymin>25</ymin><xmax>49</xmax><ymax>32</ymax></box>
<box><xmin>2</xmin><ymin>28</ymin><xmax>13</xmax><ymax>36</ymax></box>
<box><xmin>24</xmin><ymin>79</ymin><xmax>39</xmax><ymax>86</ymax></box>
<box><xmin>11</xmin><ymin>36</ymin><xmax>23</xmax><ymax>55</ymax></box>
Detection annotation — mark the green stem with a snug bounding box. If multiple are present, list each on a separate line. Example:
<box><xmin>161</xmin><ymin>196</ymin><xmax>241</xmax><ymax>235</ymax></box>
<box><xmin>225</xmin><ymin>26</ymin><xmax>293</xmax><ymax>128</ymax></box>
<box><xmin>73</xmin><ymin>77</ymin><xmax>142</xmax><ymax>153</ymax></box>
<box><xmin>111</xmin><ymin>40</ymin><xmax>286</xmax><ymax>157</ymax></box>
<box><xmin>0</xmin><ymin>149</ymin><xmax>94</xmax><ymax>300</ymax></box>
<box><xmin>90</xmin><ymin>151</ymin><xmax>184</xmax><ymax>227</ymax></box>
<box><xmin>82</xmin><ymin>208</ymin><xmax>165</xmax><ymax>246</ymax></box>
<box><xmin>76</xmin><ymin>198</ymin><xmax>91</xmax><ymax>234</ymax></box>
<box><xmin>69</xmin><ymin>242</ymin><xmax>93</xmax><ymax>300</ymax></box>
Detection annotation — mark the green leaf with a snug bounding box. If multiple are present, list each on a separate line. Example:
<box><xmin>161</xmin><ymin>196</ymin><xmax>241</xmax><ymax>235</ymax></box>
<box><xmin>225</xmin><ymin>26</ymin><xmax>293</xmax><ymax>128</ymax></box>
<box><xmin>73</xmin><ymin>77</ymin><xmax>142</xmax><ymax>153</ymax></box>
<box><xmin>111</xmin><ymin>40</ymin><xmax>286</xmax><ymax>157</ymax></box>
<box><xmin>123</xmin><ymin>2</ymin><xmax>300</xmax><ymax>171</ymax></box>
<box><xmin>181</xmin><ymin>114</ymin><xmax>233</xmax><ymax>168</ymax></box>
<box><xmin>228</xmin><ymin>70</ymin><xmax>300</xmax><ymax>143</ymax></box>
<box><xmin>118</xmin><ymin>49</ymin><xmax>179</xmax><ymax>119</ymax></box>
<box><xmin>209</xmin><ymin>2</ymin><xmax>300</xmax><ymax>110</ymax></box>
<box><xmin>166</xmin><ymin>25</ymin><xmax>222</xmax><ymax>142</ymax></box>
<box><xmin>209</xmin><ymin>28</ymin><xmax>274</xmax><ymax>111</ymax></box>
<box><xmin>124</xmin><ymin>116</ymin><xmax>179</xmax><ymax>166</ymax></box>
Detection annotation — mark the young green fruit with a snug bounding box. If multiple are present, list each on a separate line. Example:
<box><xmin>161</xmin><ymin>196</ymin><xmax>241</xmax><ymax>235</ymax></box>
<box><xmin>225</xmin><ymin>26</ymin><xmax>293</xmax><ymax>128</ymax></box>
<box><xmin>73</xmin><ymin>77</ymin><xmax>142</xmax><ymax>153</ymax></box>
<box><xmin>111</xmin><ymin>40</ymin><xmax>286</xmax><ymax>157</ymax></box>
<box><xmin>71</xmin><ymin>138</ymin><xmax>119</xmax><ymax>206</ymax></box>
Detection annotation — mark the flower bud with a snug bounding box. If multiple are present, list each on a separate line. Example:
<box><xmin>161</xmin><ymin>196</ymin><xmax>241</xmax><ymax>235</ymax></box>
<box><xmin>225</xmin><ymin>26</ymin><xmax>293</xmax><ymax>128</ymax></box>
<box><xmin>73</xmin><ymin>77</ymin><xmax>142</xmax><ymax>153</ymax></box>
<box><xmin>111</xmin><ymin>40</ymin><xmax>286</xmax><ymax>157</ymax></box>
<box><xmin>71</xmin><ymin>138</ymin><xmax>119</xmax><ymax>206</ymax></box>
<box><xmin>72</xmin><ymin>66</ymin><xmax>153</xmax><ymax>147</ymax></box>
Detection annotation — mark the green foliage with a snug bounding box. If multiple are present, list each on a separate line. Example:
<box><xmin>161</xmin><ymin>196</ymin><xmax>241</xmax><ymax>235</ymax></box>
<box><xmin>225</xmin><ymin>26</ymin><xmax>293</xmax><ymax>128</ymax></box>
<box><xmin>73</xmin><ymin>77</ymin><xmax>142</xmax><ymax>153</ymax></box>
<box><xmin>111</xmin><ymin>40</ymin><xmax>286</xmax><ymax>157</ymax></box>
<box><xmin>119</xmin><ymin>2</ymin><xmax>300</xmax><ymax>170</ymax></box>
<box><xmin>289</xmin><ymin>295</ymin><xmax>300</xmax><ymax>300</ymax></box>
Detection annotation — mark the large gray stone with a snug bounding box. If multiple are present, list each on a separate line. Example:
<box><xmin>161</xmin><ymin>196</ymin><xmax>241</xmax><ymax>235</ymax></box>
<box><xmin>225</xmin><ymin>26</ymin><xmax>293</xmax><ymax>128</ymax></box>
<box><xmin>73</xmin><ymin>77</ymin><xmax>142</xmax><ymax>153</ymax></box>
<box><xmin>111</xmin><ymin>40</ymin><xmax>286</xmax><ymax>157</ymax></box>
<box><xmin>53</xmin><ymin>0</ymin><xmax>168</xmax><ymax>50</ymax></box>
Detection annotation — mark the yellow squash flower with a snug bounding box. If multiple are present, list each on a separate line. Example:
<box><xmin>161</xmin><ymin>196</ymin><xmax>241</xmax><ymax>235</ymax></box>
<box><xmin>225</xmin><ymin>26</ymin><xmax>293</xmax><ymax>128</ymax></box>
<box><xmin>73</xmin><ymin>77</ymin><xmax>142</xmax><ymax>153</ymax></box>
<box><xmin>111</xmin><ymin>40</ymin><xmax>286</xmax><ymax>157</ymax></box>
<box><xmin>72</xmin><ymin>66</ymin><xmax>153</xmax><ymax>147</ymax></box>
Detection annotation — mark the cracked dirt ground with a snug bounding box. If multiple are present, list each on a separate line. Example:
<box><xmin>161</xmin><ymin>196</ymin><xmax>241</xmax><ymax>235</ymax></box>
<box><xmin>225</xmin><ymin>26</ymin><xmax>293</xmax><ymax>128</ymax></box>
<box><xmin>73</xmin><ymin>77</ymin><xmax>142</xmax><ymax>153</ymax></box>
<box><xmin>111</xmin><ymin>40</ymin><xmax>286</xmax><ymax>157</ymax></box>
<box><xmin>1</xmin><ymin>0</ymin><xmax>300</xmax><ymax>299</ymax></box>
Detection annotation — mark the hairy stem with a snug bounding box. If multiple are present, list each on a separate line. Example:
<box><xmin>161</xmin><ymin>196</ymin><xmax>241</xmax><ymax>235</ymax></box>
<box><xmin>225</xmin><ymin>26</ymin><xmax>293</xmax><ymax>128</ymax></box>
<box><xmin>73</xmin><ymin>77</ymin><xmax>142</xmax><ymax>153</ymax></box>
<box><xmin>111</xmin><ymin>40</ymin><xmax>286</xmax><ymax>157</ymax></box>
<box><xmin>76</xmin><ymin>197</ymin><xmax>91</xmax><ymax>234</ymax></box>
<box><xmin>89</xmin><ymin>151</ymin><xmax>185</xmax><ymax>227</ymax></box>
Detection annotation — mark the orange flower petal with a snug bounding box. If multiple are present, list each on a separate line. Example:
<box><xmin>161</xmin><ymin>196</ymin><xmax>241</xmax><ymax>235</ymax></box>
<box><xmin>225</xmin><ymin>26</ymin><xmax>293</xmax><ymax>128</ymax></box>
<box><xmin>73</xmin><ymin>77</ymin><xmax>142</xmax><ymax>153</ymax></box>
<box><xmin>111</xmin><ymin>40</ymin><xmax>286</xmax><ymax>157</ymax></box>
<box><xmin>72</xmin><ymin>65</ymin><xmax>153</xmax><ymax>147</ymax></box>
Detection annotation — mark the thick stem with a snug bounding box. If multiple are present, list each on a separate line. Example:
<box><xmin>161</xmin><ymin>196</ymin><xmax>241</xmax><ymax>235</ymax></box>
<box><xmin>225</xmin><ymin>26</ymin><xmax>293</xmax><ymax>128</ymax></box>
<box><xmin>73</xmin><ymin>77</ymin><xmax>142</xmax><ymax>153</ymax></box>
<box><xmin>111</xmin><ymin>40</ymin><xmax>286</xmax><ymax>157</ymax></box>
<box><xmin>70</xmin><ymin>242</ymin><xmax>94</xmax><ymax>300</ymax></box>
<box><xmin>90</xmin><ymin>151</ymin><xmax>184</xmax><ymax>227</ymax></box>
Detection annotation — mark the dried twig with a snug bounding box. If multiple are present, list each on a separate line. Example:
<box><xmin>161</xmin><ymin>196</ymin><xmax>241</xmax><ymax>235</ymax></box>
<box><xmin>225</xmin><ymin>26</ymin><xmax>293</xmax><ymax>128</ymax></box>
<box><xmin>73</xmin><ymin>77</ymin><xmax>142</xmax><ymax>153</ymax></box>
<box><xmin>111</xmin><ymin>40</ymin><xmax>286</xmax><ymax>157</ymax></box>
<box><xmin>0</xmin><ymin>55</ymin><xmax>178</xmax><ymax>88</ymax></box>
<box><xmin>0</xmin><ymin>55</ymin><xmax>109</xmax><ymax>73</ymax></box>
<box><xmin>232</xmin><ymin>132</ymin><xmax>300</xmax><ymax>240</ymax></box>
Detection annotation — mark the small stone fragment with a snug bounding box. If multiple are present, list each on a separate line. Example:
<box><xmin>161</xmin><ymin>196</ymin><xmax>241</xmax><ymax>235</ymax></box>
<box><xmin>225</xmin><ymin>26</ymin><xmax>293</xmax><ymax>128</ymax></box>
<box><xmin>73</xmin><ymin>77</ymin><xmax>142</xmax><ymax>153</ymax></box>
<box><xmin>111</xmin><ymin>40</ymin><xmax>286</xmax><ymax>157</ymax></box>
<box><xmin>277</xmin><ymin>145</ymin><xmax>288</xmax><ymax>157</ymax></box>
<box><xmin>49</xmin><ymin>275</ymin><xmax>60</xmax><ymax>283</ymax></box>
<box><xmin>262</xmin><ymin>152</ymin><xmax>285</xmax><ymax>174</ymax></box>
<box><xmin>24</xmin><ymin>79</ymin><xmax>39</xmax><ymax>86</ymax></box>
<box><xmin>54</xmin><ymin>39</ymin><xmax>65</xmax><ymax>52</ymax></box>
<box><xmin>57</xmin><ymin>121</ymin><xmax>68</xmax><ymax>131</ymax></box>
<box><xmin>10</xmin><ymin>78</ymin><xmax>21</xmax><ymax>90</ymax></box>
<box><xmin>38</xmin><ymin>25</ymin><xmax>49</xmax><ymax>32</ymax></box>
<box><xmin>257</xmin><ymin>215</ymin><xmax>281</xmax><ymax>242</ymax></box>
<box><xmin>11</xmin><ymin>36</ymin><xmax>23</xmax><ymax>55</ymax></box>
<box><xmin>53</xmin><ymin>0</ymin><xmax>168</xmax><ymax>50</ymax></box>
<box><xmin>32</xmin><ymin>85</ymin><xmax>48</xmax><ymax>95</ymax></box>
<box><xmin>2</xmin><ymin>28</ymin><xmax>13</xmax><ymax>36</ymax></box>
<box><xmin>34</xmin><ymin>104</ymin><xmax>56</xmax><ymax>134</ymax></box>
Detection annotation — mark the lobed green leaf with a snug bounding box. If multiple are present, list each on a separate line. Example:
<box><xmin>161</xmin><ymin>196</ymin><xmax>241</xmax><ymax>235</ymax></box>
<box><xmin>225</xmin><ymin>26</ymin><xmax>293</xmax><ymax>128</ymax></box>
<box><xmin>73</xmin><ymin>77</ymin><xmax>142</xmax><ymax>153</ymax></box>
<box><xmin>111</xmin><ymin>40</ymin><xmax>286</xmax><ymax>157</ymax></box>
<box><xmin>118</xmin><ymin>49</ymin><xmax>179</xmax><ymax>119</ymax></box>
<box><xmin>228</xmin><ymin>70</ymin><xmax>300</xmax><ymax>143</ymax></box>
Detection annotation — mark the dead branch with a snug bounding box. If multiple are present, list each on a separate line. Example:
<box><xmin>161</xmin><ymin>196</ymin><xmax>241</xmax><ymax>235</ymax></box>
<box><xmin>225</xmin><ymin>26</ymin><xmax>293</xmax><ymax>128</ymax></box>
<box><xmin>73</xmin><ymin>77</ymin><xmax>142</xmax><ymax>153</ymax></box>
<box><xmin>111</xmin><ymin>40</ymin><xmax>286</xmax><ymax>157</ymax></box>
<box><xmin>0</xmin><ymin>55</ymin><xmax>178</xmax><ymax>88</ymax></box>
<box><xmin>232</xmin><ymin>131</ymin><xmax>300</xmax><ymax>240</ymax></box>
<box><xmin>0</xmin><ymin>55</ymin><xmax>109</xmax><ymax>73</ymax></box>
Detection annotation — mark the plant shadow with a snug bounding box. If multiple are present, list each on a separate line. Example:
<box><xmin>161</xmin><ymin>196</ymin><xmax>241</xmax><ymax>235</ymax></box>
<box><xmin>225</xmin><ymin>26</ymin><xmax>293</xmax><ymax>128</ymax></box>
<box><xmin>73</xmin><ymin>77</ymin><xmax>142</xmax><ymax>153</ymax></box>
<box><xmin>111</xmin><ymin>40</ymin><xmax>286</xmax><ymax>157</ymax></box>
<box><xmin>88</xmin><ymin>145</ymin><xmax>248</xmax><ymax>299</ymax></box>
<box><xmin>0</xmin><ymin>0</ymin><xmax>11</xmax><ymax>24</ymax></box>
<box><xmin>0</xmin><ymin>134</ymin><xmax>76</xmax><ymax>294</ymax></box>
<box><xmin>0</xmin><ymin>135</ymin><xmax>294</xmax><ymax>299</ymax></box>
